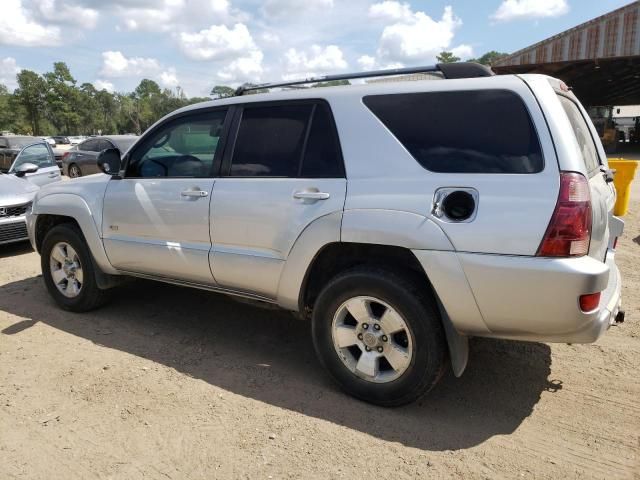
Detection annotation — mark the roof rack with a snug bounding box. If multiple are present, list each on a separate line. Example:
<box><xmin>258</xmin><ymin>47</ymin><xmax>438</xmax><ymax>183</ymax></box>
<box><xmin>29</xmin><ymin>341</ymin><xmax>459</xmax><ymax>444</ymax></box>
<box><xmin>234</xmin><ymin>62</ymin><xmax>494</xmax><ymax>96</ymax></box>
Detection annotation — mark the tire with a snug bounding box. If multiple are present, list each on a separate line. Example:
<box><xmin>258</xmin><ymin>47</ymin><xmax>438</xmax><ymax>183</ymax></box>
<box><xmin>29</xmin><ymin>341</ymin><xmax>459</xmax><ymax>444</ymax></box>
<box><xmin>68</xmin><ymin>164</ymin><xmax>82</xmax><ymax>178</ymax></box>
<box><xmin>312</xmin><ymin>267</ymin><xmax>447</xmax><ymax>407</ymax></box>
<box><xmin>41</xmin><ymin>223</ymin><xmax>111</xmax><ymax>312</ymax></box>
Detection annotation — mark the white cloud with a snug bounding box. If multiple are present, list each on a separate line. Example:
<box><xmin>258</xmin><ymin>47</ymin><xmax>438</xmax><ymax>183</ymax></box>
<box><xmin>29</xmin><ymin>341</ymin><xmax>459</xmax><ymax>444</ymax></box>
<box><xmin>491</xmin><ymin>0</ymin><xmax>569</xmax><ymax>22</ymax></box>
<box><xmin>369</xmin><ymin>0</ymin><xmax>412</xmax><ymax>22</ymax></box>
<box><xmin>114</xmin><ymin>0</ymin><xmax>244</xmax><ymax>32</ymax></box>
<box><xmin>370</xmin><ymin>3</ymin><xmax>464</xmax><ymax>64</ymax></box>
<box><xmin>261</xmin><ymin>0</ymin><xmax>333</xmax><ymax>18</ymax></box>
<box><xmin>99</xmin><ymin>51</ymin><xmax>181</xmax><ymax>90</ymax></box>
<box><xmin>32</xmin><ymin>0</ymin><xmax>99</xmax><ymax>28</ymax></box>
<box><xmin>283</xmin><ymin>45</ymin><xmax>348</xmax><ymax>79</ymax></box>
<box><xmin>0</xmin><ymin>0</ymin><xmax>61</xmax><ymax>46</ymax></box>
<box><xmin>178</xmin><ymin>23</ymin><xmax>258</xmax><ymax>61</ymax></box>
<box><xmin>451</xmin><ymin>44</ymin><xmax>474</xmax><ymax>60</ymax></box>
<box><xmin>159</xmin><ymin>68</ymin><xmax>179</xmax><ymax>88</ymax></box>
<box><xmin>0</xmin><ymin>57</ymin><xmax>22</xmax><ymax>91</ymax></box>
<box><xmin>100</xmin><ymin>51</ymin><xmax>161</xmax><ymax>77</ymax></box>
<box><xmin>93</xmin><ymin>79</ymin><xmax>115</xmax><ymax>92</ymax></box>
<box><xmin>218</xmin><ymin>50</ymin><xmax>264</xmax><ymax>83</ymax></box>
<box><xmin>357</xmin><ymin>55</ymin><xmax>377</xmax><ymax>71</ymax></box>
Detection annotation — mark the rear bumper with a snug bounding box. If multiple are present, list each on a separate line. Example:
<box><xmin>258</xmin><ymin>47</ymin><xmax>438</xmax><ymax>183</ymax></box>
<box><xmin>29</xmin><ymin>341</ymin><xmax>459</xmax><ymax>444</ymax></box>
<box><xmin>414</xmin><ymin>249</ymin><xmax>622</xmax><ymax>344</ymax></box>
<box><xmin>458</xmin><ymin>251</ymin><xmax>621</xmax><ymax>343</ymax></box>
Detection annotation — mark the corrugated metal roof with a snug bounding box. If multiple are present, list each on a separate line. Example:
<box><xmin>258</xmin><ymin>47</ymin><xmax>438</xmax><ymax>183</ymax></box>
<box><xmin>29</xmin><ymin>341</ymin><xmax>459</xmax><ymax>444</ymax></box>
<box><xmin>493</xmin><ymin>1</ymin><xmax>640</xmax><ymax>67</ymax></box>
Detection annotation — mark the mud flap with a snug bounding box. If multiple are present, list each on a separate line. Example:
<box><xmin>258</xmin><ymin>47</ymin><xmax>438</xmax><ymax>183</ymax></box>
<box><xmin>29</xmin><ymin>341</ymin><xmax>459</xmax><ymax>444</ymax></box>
<box><xmin>436</xmin><ymin>298</ymin><xmax>469</xmax><ymax>377</ymax></box>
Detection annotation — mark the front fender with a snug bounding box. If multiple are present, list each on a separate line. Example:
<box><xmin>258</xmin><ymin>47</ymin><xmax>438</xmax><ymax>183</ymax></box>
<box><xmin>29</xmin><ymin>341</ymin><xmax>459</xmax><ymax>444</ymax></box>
<box><xmin>31</xmin><ymin>193</ymin><xmax>118</xmax><ymax>275</ymax></box>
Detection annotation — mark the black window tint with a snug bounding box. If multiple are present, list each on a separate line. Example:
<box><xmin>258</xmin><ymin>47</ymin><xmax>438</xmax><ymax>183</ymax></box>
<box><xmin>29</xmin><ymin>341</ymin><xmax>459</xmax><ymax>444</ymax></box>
<box><xmin>558</xmin><ymin>96</ymin><xmax>601</xmax><ymax>173</ymax></box>
<box><xmin>300</xmin><ymin>103</ymin><xmax>343</xmax><ymax>178</ymax></box>
<box><xmin>126</xmin><ymin>110</ymin><xmax>227</xmax><ymax>178</ymax></box>
<box><xmin>231</xmin><ymin>104</ymin><xmax>312</xmax><ymax>177</ymax></box>
<box><xmin>364</xmin><ymin>90</ymin><xmax>543</xmax><ymax>174</ymax></box>
<box><xmin>80</xmin><ymin>139</ymin><xmax>98</xmax><ymax>152</ymax></box>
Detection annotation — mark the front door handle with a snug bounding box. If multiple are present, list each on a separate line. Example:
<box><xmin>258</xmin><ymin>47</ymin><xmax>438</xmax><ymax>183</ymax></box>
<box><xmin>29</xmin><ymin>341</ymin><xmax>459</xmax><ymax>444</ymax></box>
<box><xmin>293</xmin><ymin>190</ymin><xmax>330</xmax><ymax>202</ymax></box>
<box><xmin>181</xmin><ymin>189</ymin><xmax>209</xmax><ymax>198</ymax></box>
<box><xmin>48</xmin><ymin>172</ymin><xmax>59</xmax><ymax>178</ymax></box>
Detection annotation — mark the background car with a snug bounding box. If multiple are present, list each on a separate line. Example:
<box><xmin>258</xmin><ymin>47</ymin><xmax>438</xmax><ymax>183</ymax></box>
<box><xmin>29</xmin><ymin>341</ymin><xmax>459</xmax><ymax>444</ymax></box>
<box><xmin>50</xmin><ymin>136</ymin><xmax>74</xmax><ymax>168</ymax></box>
<box><xmin>62</xmin><ymin>135</ymin><xmax>138</xmax><ymax>178</ymax></box>
<box><xmin>0</xmin><ymin>136</ymin><xmax>61</xmax><ymax>187</ymax></box>
<box><xmin>0</xmin><ymin>171</ymin><xmax>40</xmax><ymax>246</ymax></box>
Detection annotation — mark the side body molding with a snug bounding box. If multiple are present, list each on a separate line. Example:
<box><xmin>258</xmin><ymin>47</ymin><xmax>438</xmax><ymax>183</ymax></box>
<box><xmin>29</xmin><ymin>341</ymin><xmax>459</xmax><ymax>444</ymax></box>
<box><xmin>32</xmin><ymin>193</ymin><xmax>119</xmax><ymax>275</ymax></box>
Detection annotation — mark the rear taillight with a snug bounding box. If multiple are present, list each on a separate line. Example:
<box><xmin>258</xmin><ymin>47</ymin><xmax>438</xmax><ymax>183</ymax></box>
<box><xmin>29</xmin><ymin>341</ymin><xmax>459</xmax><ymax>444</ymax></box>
<box><xmin>62</xmin><ymin>152</ymin><xmax>70</xmax><ymax>161</ymax></box>
<box><xmin>537</xmin><ymin>172</ymin><xmax>592</xmax><ymax>257</ymax></box>
<box><xmin>579</xmin><ymin>292</ymin><xmax>601</xmax><ymax>312</ymax></box>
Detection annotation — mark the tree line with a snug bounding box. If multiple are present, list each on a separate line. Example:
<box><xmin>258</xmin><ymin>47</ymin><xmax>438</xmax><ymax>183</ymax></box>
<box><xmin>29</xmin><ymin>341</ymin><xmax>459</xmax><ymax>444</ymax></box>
<box><xmin>1</xmin><ymin>53</ymin><xmax>506</xmax><ymax>136</ymax></box>
<box><xmin>0</xmin><ymin>62</ymin><xmax>210</xmax><ymax>136</ymax></box>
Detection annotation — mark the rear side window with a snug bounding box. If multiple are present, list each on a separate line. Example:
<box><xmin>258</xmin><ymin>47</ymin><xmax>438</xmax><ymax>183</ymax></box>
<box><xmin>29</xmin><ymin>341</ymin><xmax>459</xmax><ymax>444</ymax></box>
<box><xmin>231</xmin><ymin>104</ymin><xmax>311</xmax><ymax>177</ymax></box>
<box><xmin>364</xmin><ymin>90</ymin><xmax>543</xmax><ymax>174</ymax></box>
<box><xmin>300</xmin><ymin>103</ymin><xmax>343</xmax><ymax>178</ymax></box>
<box><xmin>558</xmin><ymin>96</ymin><xmax>601</xmax><ymax>174</ymax></box>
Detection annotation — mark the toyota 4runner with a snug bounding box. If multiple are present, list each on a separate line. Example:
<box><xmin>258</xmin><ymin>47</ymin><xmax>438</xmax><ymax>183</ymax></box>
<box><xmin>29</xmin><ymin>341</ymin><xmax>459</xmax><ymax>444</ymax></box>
<box><xmin>27</xmin><ymin>63</ymin><xmax>625</xmax><ymax>406</ymax></box>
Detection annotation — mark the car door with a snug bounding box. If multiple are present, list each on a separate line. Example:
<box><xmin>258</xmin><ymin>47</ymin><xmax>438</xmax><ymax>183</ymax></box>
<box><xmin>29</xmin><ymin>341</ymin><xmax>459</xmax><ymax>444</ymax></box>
<box><xmin>11</xmin><ymin>143</ymin><xmax>61</xmax><ymax>187</ymax></box>
<box><xmin>210</xmin><ymin>101</ymin><xmax>347</xmax><ymax>298</ymax></box>
<box><xmin>102</xmin><ymin>108</ymin><xmax>229</xmax><ymax>284</ymax></box>
<box><xmin>75</xmin><ymin>139</ymin><xmax>100</xmax><ymax>173</ymax></box>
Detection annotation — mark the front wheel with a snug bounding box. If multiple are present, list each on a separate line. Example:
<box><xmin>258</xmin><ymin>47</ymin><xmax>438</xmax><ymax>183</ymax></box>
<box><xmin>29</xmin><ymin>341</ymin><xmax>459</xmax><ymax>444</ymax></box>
<box><xmin>312</xmin><ymin>267</ymin><xmax>447</xmax><ymax>407</ymax></box>
<box><xmin>41</xmin><ymin>224</ymin><xmax>110</xmax><ymax>312</ymax></box>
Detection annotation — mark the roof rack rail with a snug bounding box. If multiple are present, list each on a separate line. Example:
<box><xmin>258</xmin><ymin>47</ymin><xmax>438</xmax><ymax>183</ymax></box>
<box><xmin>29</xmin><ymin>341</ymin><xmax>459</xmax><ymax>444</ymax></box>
<box><xmin>234</xmin><ymin>62</ymin><xmax>494</xmax><ymax>96</ymax></box>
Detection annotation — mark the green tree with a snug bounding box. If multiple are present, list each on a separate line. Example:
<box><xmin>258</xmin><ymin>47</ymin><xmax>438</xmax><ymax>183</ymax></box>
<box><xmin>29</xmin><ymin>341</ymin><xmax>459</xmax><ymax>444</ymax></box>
<box><xmin>211</xmin><ymin>85</ymin><xmax>235</xmax><ymax>98</ymax></box>
<box><xmin>311</xmin><ymin>80</ymin><xmax>350</xmax><ymax>88</ymax></box>
<box><xmin>469</xmin><ymin>51</ymin><xmax>509</xmax><ymax>66</ymax></box>
<box><xmin>15</xmin><ymin>70</ymin><xmax>48</xmax><ymax>135</ymax></box>
<box><xmin>436</xmin><ymin>51</ymin><xmax>460</xmax><ymax>64</ymax></box>
<box><xmin>45</xmin><ymin>62</ymin><xmax>82</xmax><ymax>134</ymax></box>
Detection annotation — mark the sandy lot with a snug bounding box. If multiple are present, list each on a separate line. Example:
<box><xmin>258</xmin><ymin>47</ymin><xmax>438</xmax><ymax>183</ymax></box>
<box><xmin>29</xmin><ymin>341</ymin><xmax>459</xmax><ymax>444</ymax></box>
<box><xmin>1</xmin><ymin>185</ymin><xmax>639</xmax><ymax>479</ymax></box>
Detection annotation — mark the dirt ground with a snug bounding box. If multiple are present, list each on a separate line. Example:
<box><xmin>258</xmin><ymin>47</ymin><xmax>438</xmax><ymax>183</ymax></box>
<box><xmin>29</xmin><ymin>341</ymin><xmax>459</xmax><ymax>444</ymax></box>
<box><xmin>1</xmin><ymin>182</ymin><xmax>639</xmax><ymax>479</ymax></box>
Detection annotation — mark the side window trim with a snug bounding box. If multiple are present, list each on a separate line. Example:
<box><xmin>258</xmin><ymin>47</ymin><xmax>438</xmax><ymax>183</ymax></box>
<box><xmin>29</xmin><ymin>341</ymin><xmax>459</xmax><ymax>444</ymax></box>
<box><xmin>222</xmin><ymin>99</ymin><xmax>346</xmax><ymax>179</ymax></box>
<box><xmin>122</xmin><ymin>107</ymin><xmax>231</xmax><ymax>179</ymax></box>
<box><xmin>297</xmin><ymin>104</ymin><xmax>317</xmax><ymax>177</ymax></box>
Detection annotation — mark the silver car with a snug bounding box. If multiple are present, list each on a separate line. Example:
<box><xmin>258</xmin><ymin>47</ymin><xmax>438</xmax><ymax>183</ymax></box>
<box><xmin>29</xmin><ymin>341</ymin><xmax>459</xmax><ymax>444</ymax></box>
<box><xmin>26</xmin><ymin>63</ymin><xmax>625</xmax><ymax>406</ymax></box>
<box><xmin>62</xmin><ymin>135</ymin><xmax>138</xmax><ymax>178</ymax></box>
<box><xmin>0</xmin><ymin>137</ymin><xmax>61</xmax><ymax>187</ymax></box>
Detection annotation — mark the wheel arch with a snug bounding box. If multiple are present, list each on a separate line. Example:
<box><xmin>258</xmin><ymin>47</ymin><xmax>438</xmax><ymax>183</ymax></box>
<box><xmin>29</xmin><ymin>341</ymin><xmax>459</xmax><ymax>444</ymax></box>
<box><xmin>33</xmin><ymin>193</ymin><xmax>118</xmax><ymax>275</ymax></box>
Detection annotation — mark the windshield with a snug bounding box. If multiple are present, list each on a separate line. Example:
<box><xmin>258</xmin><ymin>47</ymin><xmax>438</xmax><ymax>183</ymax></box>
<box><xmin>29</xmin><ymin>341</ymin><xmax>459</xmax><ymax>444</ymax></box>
<box><xmin>6</xmin><ymin>137</ymin><xmax>38</xmax><ymax>149</ymax></box>
<box><xmin>112</xmin><ymin>137</ymin><xmax>138</xmax><ymax>153</ymax></box>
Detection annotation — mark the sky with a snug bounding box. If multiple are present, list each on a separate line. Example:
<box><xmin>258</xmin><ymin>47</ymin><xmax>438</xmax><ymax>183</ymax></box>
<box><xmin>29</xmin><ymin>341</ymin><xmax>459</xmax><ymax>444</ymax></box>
<box><xmin>0</xmin><ymin>0</ymin><xmax>635</xmax><ymax>97</ymax></box>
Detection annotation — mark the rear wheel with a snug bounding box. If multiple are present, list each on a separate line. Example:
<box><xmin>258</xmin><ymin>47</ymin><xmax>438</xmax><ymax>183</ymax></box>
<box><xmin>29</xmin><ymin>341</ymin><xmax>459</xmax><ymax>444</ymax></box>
<box><xmin>312</xmin><ymin>267</ymin><xmax>447</xmax><ymax>406</ymax></box>
<box><xmin>41</xmin><ymin>224</ymin><xmax>110</xmax><ymax>312</ymax></box>
<box><xmin>68</xmin><ymin>163</ymin><xmax>82</xmax><ymax>178</ymax></box>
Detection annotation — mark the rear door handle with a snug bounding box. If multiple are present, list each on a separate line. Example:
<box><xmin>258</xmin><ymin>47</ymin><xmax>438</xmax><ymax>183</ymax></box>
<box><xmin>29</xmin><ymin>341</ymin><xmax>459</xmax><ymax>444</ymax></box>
<box><xmin>181</xmin><ymin>189</ymin><xmax>209</xmax><ymax>198</ymax></box>
<box><xmin>293</xmin><ymin>190</ymin><xmax>330</xmax><ymax>202</ymax></box>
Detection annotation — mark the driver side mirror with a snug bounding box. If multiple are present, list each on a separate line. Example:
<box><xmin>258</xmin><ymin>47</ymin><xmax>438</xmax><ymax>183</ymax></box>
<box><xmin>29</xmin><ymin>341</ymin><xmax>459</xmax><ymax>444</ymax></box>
<box><xmin>14</xmin><ymin>162</ymin><xmax>39</xmax><ymax>177</ymax></box>
<box><xmin>97</xmin><ymin>148</ymin><xmax>122</xmax><ymax>176</ymax></box>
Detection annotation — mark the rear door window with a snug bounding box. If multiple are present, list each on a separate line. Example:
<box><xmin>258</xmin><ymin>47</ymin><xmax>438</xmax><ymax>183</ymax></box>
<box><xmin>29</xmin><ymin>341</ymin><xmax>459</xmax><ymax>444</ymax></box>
<box><xmin>557</xmin><ymin>95</ymin><xmax>601</xmax><ymax>174</ymax></box>
<box><xmin>230</xmin><ymin>104</ymin><xmax>312</xmax><ymax>177</ymax></box>
<box><xmin>363</xmin><ymin>90</ymin><xmax>543</xmax><ymax>174</ymax></box>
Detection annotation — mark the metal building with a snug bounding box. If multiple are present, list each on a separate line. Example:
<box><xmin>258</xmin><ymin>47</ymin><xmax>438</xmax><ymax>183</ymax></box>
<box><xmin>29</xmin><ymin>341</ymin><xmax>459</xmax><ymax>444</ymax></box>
<box><xmin>493</xmin><ymin>1</ymin><xmax>640</xmax><ymax>105</ymax></box>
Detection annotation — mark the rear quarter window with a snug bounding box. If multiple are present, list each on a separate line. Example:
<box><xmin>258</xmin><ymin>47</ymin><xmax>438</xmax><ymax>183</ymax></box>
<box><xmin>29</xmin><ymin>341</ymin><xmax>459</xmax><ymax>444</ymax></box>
<box><xmin>557</xmin><ymin>95</ymin><xmax>601</xmax><ymax>174</ymax></box>
<box><xmin>363</xmin><ymin>90</ymin><xmax>543</xmax><ymax>174</ymax></box>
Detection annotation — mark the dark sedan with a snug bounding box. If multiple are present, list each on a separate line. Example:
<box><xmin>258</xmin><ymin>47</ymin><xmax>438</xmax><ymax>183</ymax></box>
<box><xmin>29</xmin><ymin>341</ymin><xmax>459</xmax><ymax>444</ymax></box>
<box><xmin>62</xmin><ymin>135</ymin><xmax>138</xmax><ymax>178</ymax></box>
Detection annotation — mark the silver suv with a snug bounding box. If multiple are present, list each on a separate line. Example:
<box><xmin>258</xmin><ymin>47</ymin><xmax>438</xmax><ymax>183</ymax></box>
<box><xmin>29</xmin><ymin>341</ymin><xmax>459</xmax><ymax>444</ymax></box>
<box><xmin>27</xmin><ymin>64</ymin><xmax>624</xmax><ymax>406</ymax></box>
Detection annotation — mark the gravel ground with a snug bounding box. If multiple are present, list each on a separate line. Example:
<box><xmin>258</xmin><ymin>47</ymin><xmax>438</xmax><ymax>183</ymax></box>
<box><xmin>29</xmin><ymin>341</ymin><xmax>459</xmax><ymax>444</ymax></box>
<box><xmin>0</xmin><ymin>178</ymin><xmax>638</xmax><ymax>479</ymax></box>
